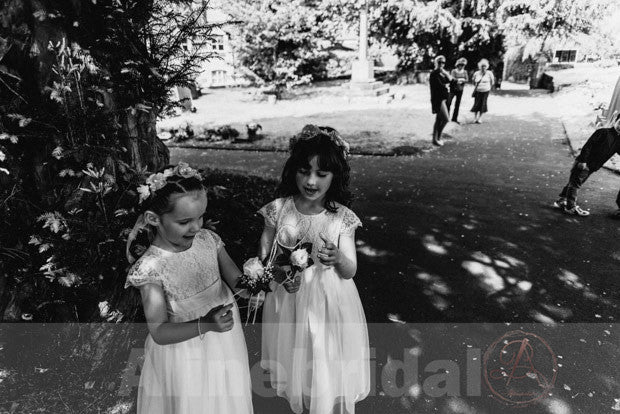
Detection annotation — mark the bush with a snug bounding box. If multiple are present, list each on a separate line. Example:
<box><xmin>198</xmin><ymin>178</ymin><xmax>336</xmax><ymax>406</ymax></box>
<box><xmin>0</xmin><ymin>0</ymin><xmax>223</xmax><ymax>323</ymax></box>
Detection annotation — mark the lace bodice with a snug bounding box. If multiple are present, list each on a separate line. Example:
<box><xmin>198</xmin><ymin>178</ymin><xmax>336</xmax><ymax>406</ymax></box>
<box><xmin>125</xmin><ymin>229</ymin><xmax>224</xmax><ymax>301</ymax></box>
<box><xmin>258</xmin><ymin>197</ymin><xmax>362</xmax><ymax>262</ymax></box>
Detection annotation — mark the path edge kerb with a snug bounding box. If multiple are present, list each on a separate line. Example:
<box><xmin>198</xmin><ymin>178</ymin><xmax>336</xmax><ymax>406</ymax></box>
<box><xmin>166</xmin><ymin>142</ymin><xmax>434</xmax><ymax>157</ymax></box>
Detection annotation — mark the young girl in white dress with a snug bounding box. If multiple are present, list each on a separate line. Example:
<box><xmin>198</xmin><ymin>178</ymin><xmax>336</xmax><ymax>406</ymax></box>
<box><xmin>259</xmin><ymin>125</ymin><xmax>370</xmax><ymax>414</ymax></box>
<box><xmin>124</xmin><ymin>162</ymin><xmax>258</xmax><ymax>414</ymax></box>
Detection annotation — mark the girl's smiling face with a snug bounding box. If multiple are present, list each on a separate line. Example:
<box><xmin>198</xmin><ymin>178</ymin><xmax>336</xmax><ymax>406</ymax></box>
<box><xmin>151</xmin><ymin>189</ymin><xmax>207</xmax><ymax>252</ymax></box>
<box><xmin>295</xmin><ymin>156</ymin><xmax>334</xmax><ymax>203</ymax></box>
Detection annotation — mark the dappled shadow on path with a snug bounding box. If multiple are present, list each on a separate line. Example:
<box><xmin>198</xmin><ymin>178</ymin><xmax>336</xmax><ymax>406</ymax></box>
<box><xmin>354</xmin><ymin>208</ymin><xmax>619</xmax><ymax>325</ymax></box>
<box><xmin>351</xmin><ymin>112</ymin><xmax>620</xmax><ymax>325</ymax></box>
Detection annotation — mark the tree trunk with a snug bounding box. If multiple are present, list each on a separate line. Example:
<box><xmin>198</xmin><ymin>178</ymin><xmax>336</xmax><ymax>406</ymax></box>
<box><xmin>122</xmin><ymin>109</ymin><xmax>169</xmax><ymax>172</ymax></box>
<box><xmin>529</xmin><ymin>54</ymin><xmax>549</xmax><ymax>89</ymax></box>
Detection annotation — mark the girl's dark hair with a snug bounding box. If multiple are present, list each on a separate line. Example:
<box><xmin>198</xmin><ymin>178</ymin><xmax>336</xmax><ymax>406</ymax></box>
<box><xmin>277</xmin><ymin>127</ymin><xmax>352</xmax><ymax>213</ymax></box>
<box><xmin>139</xmin><ymin>167</ymin><xmax>205</xmax><ymax>215</ymax></box>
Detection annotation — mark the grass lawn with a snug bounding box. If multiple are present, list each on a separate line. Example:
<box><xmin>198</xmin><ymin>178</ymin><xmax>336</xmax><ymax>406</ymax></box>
<box><xmin>159</xmin><ymin>66</ymin><xmax>620</xmax><ymax>156</ymax></box>
<box><xmin>159</xmin><ymin>81</ymin><xmax>451</xmax><ymax>156</ymax></box>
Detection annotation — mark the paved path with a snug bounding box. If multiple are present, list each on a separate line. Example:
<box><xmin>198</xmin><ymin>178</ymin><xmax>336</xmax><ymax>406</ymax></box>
<box><xmin>171</xmin><ymin>112</ymin><xmax>620</xmax><ymax>414</ymax></box>
<box><xmin>172</xmin><ymin>113</ymin><xmax>620</xmax><ymax>324</ymax></box>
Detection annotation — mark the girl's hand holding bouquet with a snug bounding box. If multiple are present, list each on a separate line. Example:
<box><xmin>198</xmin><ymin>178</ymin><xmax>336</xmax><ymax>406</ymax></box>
<box><xmin>273</xmin><ymin>239</ymin><xmax>313</xmax><ymax>293</ymax></box>
<box><xmin>233</xmin><ymin>257</ymin><xmax>270</xmax><ymax>324</ymax></box>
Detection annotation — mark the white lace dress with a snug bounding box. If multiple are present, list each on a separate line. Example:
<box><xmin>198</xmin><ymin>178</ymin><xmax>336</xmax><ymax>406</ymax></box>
<box><xmin>259</xmin><ymin>197</ymin><xmax>370</xmax><ymax>414</ymax></box>
<box><xmin>125</xmin><ymin>229</ymin><xmax>253</xmax><ymax>414</ymax></box>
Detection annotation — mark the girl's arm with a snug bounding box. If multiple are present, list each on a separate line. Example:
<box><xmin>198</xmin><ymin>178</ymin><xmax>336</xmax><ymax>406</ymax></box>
<box><xmin>258</xmin><ymin>225</ymin><xmax>276</xmax><ymax>260</ymax></box>
<box><xmin>334</xmin><ymin>232</ymin><xmax>358</xmax><ymax>279</ymax></box>
<box><xmin>140</xmin><ymin>284</ymin><xmax>233</xmax><ymax>345</ymax></box>
<box><xmin>217</xmin><ymin>246</ymin><xmax>245</xmax><ymax>295</ymax></box>
<box><xmin>319</xmin><ymin>232</ymin><xmax>357</xmax><ymax>279</ymax></box>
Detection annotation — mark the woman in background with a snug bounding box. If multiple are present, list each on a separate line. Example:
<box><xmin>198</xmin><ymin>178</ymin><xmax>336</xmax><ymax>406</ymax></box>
<box><xmin>470</xmin><ymin>58</ymin><xmax>495</xmax><ymax>124</ymax></box>
<box><xmin>429</xmin><ymin>55</ymin><xmax>452</xmax><ymax>146</ymax></box>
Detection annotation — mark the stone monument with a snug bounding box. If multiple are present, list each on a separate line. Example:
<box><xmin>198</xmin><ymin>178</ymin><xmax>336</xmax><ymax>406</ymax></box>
<box><xmin>345</xmin><ymin>0</ymin><xmax>389</xmax><ymax>97</ymax></box>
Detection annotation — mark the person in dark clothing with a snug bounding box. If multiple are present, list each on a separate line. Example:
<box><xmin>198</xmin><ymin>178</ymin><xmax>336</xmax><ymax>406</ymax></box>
<box><xmin>554</xmin><ymin>113</ymin><xmax>620</xmax><ymax>216</ymax></box>
<box><xmin>429</xmin><ymin>55</ymin><xmax>452</xmax><ymax>146</ymax></box>
<box><xmin>493</xmin><ymin>60</ymin><xmax>504</xmax><ymax>89</ymax></box>
<box><xmin>447</xmin><ymin>57</ymin><xmax>468</xmax><ymax>123</ymax></box>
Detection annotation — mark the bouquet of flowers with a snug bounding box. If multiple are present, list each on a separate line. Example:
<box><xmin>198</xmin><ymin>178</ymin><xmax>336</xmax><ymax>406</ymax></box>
<box><xmin>273</xmin><ymin>239</ymin><xmax>314</xmax><ymax>278</ymax></box>
<box><xmin>235</xmin><ymin>225</ymin><xmax>314</xmax><ymax>324</ymax></box>
<box><xmin>234</xmin><ymin>257</ymin><xmax>275</xmax><ymax>324</ymax></box>
<box><xmin>237</xmin><ymin>257</ymin><xmax>274</xmax><ymax>295</ymax></box>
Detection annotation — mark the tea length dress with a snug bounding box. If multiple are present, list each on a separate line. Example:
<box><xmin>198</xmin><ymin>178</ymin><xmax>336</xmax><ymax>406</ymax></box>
<box><xmin>259</xmin><ymin>197</ymin><xmax>370</xmax><ymax>414</ymax></box>
<box><xmin>125</xmin><ymin>229</ymin><xmax>253</xmax><ymax>414</ymax></box>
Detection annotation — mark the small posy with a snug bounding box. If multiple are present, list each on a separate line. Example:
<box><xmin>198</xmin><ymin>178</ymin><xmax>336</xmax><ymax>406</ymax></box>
<box><xmin>237</xmin><ymin>257</ymin><xmax>274</xmax><ymax>295</ymax></box>
<box><xmin>242</xmin><ymin>257</ymin><xmax>265</xmax><ymax>279</ymax></box>
<box><xmin>274</xmin><ymin>238</ymin><xmax>314</xmax><ymax>273</ymax></box>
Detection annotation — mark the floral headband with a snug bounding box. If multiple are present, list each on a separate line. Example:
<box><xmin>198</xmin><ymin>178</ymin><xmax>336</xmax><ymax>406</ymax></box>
<box><xmin>136</xmin><ymin>162</ymin><xmax>202</xmax><ymax>204</ymax></box>
<box><xmin>290</xmin><ymin>124</ymin><xmax>350</xmax><ymax>158</ymax></box>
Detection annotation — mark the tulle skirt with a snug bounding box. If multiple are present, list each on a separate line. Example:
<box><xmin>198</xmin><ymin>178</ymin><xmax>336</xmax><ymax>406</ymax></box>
<box><xmin>262</xmin><ymin>265</ymin><xmax>370</xmax><ymax>414</ymax></box>
<box><xmin>136</xmin><ymin>299</ymin><xmax>253</xmax><ymax>414</ymax></box>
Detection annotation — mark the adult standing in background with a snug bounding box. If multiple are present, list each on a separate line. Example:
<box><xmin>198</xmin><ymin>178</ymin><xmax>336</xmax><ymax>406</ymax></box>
<box><xmin>447</xmin><ymin>57</ymin><xmax>469</xmax><ymax>124</ymax></box>
<box><xmin>493</xmin><ymin>59</ymin><xmax>504</xmax><ymax>89</ymax></box>
<box><xmin>470</xmin><ymin>59</ymin><xmax>495</xmax><ymax>124</ymax></box>
<box><xmin>429</xmin><ymin>55</ymin><xmax>452</xmax><ymax>146</ymax></box>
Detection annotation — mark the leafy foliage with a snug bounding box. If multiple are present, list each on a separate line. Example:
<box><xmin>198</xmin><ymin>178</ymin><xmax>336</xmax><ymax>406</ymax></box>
<box><xmin>0</xmin><ymin>0</ymin><xmax>224</xmax><ymax>322</ymax></box>
<box><xmin>497</xmin><ymin>0</ymin><xmax>617</xmax><ymax>60</ymax></box>
<box><xmin>222</xmin><ymin>0</ymin><xmax>337</xmax><ymax>88</ymax></box>
<box><xmin>371</xmin><ymin>0</ymin><xmax>504</xmax><ymax>70</ymax></box>
<box><xmin>326</xmin><ymin>0</ymin><xmax>614</xmax><ymax>71</ymax></box>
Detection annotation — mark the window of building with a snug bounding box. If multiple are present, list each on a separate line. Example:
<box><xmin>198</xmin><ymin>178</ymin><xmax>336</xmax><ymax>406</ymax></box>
<box><xmin>555</xmin><ymin>49</ymin><xmax>577</xmax><ymax>63</ymax></box>
<box><xmin>209</xmin><ymin>35</ymin><xmax>225</xmax><ymax>51</ymax></box>
<box><xmin>211</xmin><ymin>70</ymin><xmax>227</xmax><ymax>86</ymax></box>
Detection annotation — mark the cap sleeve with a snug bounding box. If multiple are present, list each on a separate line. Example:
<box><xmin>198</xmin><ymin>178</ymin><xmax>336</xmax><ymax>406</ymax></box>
<box><xmin>340</xmin><ymin>207</ymin><xmax>362</xmax><ymax>236</ymax></box>
<box><xmin>202</xmin><ymin>229</ymin><xmax>224</xmax><ymax>251</ymax></box>
<box><xmin>125</xmin><ymin>257</ymin><xmax>163</xmax><ymax>289</ymax></box>
<box><xmin>258</xmin><ymin>198</ymin><xmax>283</xmax><ymax>228</ymax></box>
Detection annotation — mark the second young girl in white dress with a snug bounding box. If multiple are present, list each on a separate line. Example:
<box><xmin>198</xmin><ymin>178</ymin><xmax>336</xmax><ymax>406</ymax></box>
<box><xmin>259</xmin><ymin>125</ymin><xmax>370</xmax><ymax>414</ymax></box>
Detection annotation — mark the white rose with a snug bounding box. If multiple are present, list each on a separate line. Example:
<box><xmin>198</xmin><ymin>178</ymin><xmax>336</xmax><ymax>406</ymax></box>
<box><xmin>98</xmin><ymin>301</ymin><xmax>110</xmax><ymax>317</ymax></box>
<box><xmin>137</xmin><ymin>184</ymin><xmax>151</xmax><ymax>203</ymax></box>
<box><xmin>290</xmin><ymin>248</ymin><xmax>309</xmax><ymax>270</ymax></box>
<box><xmin>243</xmin><ymin>257</ymin><xmax>265</xmax><ymax>280</ymax></box>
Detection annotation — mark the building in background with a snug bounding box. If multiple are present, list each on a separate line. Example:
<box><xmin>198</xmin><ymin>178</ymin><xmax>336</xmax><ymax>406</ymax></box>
<box><xmin>190</xmin><ymin>5</ymin><xmax>402</xmax><ymax>91</ymax></box>
<box><xmin>193</xmin><ymin>7</ymin><xmax>257</xmax><ymax>91</ymax></box>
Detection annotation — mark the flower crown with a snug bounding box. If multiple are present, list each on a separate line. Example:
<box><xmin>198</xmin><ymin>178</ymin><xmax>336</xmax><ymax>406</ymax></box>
<box><xmin>289</xmin><ymin>124</ymin><xmax>350</xmax><ymax>158</ymax></box>
<box><xmin>136</xmin><ymin>162</ymin><xmax>202</xmax><ymax>204</ymax></box>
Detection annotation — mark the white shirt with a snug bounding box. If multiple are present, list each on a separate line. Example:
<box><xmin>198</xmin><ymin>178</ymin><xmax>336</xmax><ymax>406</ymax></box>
<box><xmin>473</xmin><ymin>70</ymin><xmax>494</xmax><ymax>93</ymax></box>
